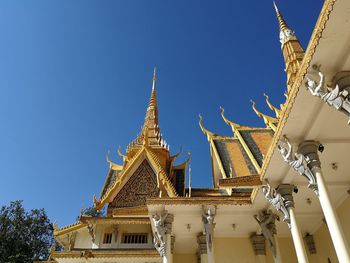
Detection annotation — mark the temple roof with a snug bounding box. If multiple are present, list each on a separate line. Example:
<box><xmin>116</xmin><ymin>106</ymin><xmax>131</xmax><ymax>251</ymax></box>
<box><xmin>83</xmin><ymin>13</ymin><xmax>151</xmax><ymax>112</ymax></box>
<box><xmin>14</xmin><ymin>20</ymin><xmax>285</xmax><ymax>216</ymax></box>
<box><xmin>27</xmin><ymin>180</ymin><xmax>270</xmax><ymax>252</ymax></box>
<box><xmin>200</xmin><ymin>108</ymin><xmax>274</xmax><ymax>188</ymax></box>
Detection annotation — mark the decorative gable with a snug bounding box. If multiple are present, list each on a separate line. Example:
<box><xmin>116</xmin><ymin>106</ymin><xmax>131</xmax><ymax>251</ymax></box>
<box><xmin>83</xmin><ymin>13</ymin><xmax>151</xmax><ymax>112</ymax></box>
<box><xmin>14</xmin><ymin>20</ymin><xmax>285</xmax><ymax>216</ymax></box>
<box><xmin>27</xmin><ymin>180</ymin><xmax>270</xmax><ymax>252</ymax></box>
<box><xmin>108</xmin><ymin>159</ymin><xmax>159</xmax><ymax>209</ymax></box>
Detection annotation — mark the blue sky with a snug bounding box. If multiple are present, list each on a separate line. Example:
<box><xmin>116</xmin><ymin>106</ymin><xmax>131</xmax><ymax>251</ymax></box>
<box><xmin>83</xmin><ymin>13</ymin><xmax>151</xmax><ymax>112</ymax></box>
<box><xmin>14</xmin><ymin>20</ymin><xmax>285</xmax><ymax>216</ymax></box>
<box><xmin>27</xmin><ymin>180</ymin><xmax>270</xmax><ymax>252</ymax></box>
<box><xmin>0</xmin><ymin>1</ymin><xmax>323</xmax><ymax>226</ymax></box>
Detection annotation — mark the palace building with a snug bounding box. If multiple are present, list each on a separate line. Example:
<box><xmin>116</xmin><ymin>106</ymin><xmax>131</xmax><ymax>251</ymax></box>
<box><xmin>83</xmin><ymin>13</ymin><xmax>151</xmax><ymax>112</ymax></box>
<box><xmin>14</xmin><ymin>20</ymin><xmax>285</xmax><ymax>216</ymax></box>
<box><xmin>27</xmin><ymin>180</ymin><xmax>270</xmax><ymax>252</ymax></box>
<box><xmin>48</xmin><ymin>0</ymin><xmax>350</xmax><ymax>262</ymax></box>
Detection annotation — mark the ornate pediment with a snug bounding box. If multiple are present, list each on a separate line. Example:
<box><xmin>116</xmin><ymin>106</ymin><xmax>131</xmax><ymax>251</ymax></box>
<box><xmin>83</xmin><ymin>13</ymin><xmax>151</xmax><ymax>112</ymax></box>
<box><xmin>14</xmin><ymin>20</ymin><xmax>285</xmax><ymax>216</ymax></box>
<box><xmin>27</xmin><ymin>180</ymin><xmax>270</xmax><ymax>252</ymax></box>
<box><xmin>108</xmin><ymin>159</ymin><xmax>159</xmax><ymax>209</ymax></box>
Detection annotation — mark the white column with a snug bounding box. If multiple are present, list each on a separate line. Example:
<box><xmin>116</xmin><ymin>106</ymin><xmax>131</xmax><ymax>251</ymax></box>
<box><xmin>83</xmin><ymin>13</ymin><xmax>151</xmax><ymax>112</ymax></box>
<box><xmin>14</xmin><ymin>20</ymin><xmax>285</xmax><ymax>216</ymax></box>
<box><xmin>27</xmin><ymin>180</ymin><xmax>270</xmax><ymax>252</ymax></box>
<box><xmin>207</xmin><ymin>245</ymin><xmax>215</xmax><ymax>263</ymax></box>
<box><xmin>164</xmin><ymin>233</ymin><xmax>172</xmax><ymax>263</ymax></box>
<box><xmin>262</xmin><ymin>183</ymin><xmax>310</xmax><ymax>263</ymax></box>
<box><xmin>273</xmin><ymin>236</ymin><xmax>282</xmax><ymax>263</ymax></box>
<box><xmin>297</xmin><ymin>141</ymin><xmax>350</xmax><ymax>263</ymax></box>
<box><xmin>289</xmin><ymin>208</ymin><xmax>309</xmax><ymax>263</ymax></box>
<box><xmin>315</xmin><ymin>169</ymin><xmax>350</xmax><ymax>262</ymax></box>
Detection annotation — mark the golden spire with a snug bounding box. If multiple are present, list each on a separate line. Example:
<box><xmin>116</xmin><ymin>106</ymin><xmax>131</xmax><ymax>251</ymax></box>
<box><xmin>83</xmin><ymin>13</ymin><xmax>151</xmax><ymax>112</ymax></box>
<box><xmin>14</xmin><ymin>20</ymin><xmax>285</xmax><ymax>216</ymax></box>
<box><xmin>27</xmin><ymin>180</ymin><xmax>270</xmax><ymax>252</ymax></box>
<box><xmin>250</xmin><ymin>100</ymin><xmax>278</xmax><ymax>131</ymax></box>
<box><xmin>127</xmin><ymin>67</ymin><xmax>167</xmax><ymax>151</ymax></box>
<box><xmin>273</xmin><ymin>1</ymin><xmax>304</xmax><ymax>91</ymax></box>
<box><xmin>273</xmin><ymin>1</ymin><xmax>289</xmax><ymax>32</ymax></box>
<box><xmin>263</xmin><ymin>94</ymin><xmax>281</xmax><ymax>118</ymax></box>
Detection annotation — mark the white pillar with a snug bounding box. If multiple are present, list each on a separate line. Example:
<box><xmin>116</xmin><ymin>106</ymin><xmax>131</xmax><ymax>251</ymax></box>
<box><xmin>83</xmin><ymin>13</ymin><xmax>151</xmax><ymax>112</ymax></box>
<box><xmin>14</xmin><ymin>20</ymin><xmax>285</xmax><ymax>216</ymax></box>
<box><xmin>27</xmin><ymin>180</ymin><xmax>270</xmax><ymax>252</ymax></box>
<box><xmin>297</xmin><ymin>141</ymin><xmax>350</xmax><ymax>263</ymax></box>
<box><xmin>164</xmin><ymin>234</ymin><xmax>172</xmax><ymax>263</ymax></box>
<box><xmin>273</xmin><ymin>236</ymin><xmax>282</xmax><ymax>263</ymax></box>
<box><xmin>289</xmin><ymin>208</ymin><xmax>309</xmax><ymax>263</ymax></box>
<box><xmin>315</xmin><ymin>169</ymin><xmax>350</xmax><ymax>263</ymax></box>
<box><xmin>207</xmin><ymin>244</ymin><xmax>215</xmax><ymax>263</ymax></box>
<box><xmin>262</xmin><ymin>183</ymin><xmax>310</xmax><ymax>263</ymax></box>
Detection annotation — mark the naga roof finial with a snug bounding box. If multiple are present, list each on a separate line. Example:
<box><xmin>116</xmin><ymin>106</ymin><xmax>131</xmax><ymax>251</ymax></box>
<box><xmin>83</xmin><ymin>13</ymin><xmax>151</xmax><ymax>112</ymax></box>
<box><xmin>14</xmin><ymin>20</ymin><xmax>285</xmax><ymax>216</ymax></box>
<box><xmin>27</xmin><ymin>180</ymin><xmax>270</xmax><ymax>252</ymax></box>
<box><xmin>220</xmin><ymin>106</ymin><xmax>242</xmax><ymax>133</ymax></box>
<box><xmin>264</xmin><ymin>93</ymin><xmax>281</xmax><ymax>118</ymax></box>
<box><xmin>250</xmin><ymin>100</ymin><xmax>278</xmax><ymax>131</ymax></box>
<box><xmin>199</xmin><ymin>114</ymin><xmax>215</xmax><ymax>141</ymax></box>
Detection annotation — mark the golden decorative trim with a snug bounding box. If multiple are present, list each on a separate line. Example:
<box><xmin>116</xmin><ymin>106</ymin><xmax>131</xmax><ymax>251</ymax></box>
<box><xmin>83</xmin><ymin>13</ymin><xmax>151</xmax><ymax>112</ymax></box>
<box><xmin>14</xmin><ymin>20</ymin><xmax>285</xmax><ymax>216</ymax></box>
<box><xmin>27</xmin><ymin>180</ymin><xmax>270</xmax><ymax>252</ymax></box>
<box><xmin>79</xmin><ymin>216</ymin><xmax>150</xmax><ymax>225</ymax></box>
<box><xmin>111</xmin><ymin>206</ymin><xmax>149</xmax><ymax>217</ymax></box>
<box><xmin>146</xmin><ymin>197</ymin><xmax>251</xmax><ymax>205</ymax></box>
<box><xmin>52</xmin><ymin>249</ymin><xmax>160</xmax><ymax>259</ymax></box>
<box><xmin>258</xmin><ymin>0</ymin><xmax>336</xmax><ymax>183</ymax></box>
<box><xmin>219</xmin><ymin>176</ymin><xmax>261</xmax><ymax>187</ymax></box>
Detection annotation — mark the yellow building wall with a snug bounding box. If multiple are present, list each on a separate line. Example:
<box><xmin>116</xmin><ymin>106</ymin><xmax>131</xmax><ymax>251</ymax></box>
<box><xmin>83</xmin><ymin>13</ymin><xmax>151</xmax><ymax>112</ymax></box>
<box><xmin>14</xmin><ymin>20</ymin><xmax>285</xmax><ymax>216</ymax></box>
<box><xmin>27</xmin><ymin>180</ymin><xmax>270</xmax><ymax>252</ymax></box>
<box><xmin>173</xmin><ymin>254</ymin><xmax>197</xmax><ymax>263</ymax></box>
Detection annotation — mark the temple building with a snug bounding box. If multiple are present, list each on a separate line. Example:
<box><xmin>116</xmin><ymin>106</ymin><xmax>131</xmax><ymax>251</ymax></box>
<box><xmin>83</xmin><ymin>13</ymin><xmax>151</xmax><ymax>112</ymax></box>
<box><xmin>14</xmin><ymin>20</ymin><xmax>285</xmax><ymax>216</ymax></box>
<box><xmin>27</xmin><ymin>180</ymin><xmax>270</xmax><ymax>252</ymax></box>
<box><xmin>48</xmin><ymin>0</ymin><xmax>350</xmax><ymax>262</ymax></box>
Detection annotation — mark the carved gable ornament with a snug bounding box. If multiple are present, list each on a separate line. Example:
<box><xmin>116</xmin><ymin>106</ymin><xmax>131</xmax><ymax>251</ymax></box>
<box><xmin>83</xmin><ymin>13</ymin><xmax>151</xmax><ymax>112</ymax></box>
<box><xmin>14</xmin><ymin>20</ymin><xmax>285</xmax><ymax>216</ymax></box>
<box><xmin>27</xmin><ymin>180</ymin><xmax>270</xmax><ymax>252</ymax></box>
<box><xmin>109</xmin><ymin>159</ymin><xmax>159</xmax><ymax>208</ymax></box>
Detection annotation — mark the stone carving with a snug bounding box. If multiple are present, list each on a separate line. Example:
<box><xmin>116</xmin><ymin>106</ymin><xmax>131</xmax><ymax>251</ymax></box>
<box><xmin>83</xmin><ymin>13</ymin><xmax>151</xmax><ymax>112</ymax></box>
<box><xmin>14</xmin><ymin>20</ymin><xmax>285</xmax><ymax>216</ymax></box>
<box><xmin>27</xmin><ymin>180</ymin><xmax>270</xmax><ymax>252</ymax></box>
<box><xmin>254</xmin><ymin>210</ymin><xmax>278</xmax><ymax>257</ymax></box>
<box><xmin>87</xmin><ymin>224</ymin><xmax>95</xmax><ymax>243</ymax></box>
<box><xmin>202</xmin><ymin>207</ymin><xmax>216</xmax><ymax>252</ymax></box>
<box><xmin>306</xmin><ymin>67</ymin><xmax>350</xmax><ymax>124</ymax></box>
<box><xmin>109</xmin><ymin>159</ymin><xmax>159</xmax><ymax>208</ymax></box>
<box><xmin>152</xmin><ymin>211</ymin><xmax>168</xmax><ymax>257</ymax></box>
<box><xmin>278</xmin><ymin>136</ymin><xmax>318</xmax><ymax>195</ymax></box>
<box><xmin>262</xmin><ymin>182</ymin><xmax>296</xmax><ymax>228</ymax></box>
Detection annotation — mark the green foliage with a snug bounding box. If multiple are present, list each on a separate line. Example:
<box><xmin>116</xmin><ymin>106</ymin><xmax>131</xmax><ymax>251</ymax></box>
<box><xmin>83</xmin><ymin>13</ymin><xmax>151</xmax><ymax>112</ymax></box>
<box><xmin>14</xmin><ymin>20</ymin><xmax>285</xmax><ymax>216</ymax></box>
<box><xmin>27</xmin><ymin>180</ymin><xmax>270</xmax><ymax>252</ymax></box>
<box><xmin>0</xmin><ymin>200</ymin><xmax>57</xmax><ymax>263</ymax></box>
<box><xmin>81</xmin><ymin>206</ymin><xmax>104</xmax><ymax>217</ymax></box>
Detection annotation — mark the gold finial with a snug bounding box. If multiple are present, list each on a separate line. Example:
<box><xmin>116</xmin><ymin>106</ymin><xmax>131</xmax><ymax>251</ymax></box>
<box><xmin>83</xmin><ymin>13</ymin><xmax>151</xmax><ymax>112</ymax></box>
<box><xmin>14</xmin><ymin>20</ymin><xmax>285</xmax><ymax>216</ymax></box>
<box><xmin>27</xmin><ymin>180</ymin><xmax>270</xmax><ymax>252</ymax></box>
<box><xmin>199</xmin><ymin>114</ymin><xmax>215</xmax><ymax>141</ymax></box>
<box><xmin>220</xmin><ymin>106</ymin><xmax>241</xmax><ymax>133</ymax></box>
<box><xmin>171</xmin><ymin>145</ymin><xmax>183</xmax><ymax>160</ymax></box>
<box><xmin>263</xmin><ymin>93</ymin><xmax>281</xmax><ymax>118</ymax></box>
<box><xmin>93</xmin><ymin>194</ymin><xmax>100</xmax><ymax>209</ymax></box>
<box><xmin>117</xmin><ymin>146</ymin><xmax>127</xmax><ymax>162</ymax></box>
<box><xmin>273</xmin><ymin>1</ymin><xmax>289</xmax><ymax>32</ymax></box>
<box><xmin>250</xmin><ymin>100</ymin><xmax>278</xmax><ymax>131</ymax></box>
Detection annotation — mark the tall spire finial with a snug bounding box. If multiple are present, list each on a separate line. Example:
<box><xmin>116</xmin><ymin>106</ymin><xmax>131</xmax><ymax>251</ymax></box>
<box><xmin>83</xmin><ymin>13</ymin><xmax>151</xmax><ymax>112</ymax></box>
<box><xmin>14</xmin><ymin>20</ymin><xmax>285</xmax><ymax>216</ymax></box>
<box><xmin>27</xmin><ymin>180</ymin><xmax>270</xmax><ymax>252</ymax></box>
<box><xmin>273</xmin><ymin>1</ymin><xmax>304</xmax><ymax>92</ymax></box>
<box><xmin>152</xmin><ymin>66</ymin><xmax>157</xmax><ymax>90</ymax></box>
<box><xmin>273</xmin><ymin>1</ymin><xmax>289</xmax><ymax>34</ymax></box>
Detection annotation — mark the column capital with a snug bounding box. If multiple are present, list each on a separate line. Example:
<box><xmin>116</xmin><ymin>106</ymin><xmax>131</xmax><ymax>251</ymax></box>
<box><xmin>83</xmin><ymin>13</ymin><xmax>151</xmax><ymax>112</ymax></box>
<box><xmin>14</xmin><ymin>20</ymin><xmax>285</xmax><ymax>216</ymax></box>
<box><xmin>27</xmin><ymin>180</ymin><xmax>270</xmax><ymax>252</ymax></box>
<box><xmin>277</xmin><ymin>136</ymin><xmax>319</xmax><ymax>196</ymax></box>
<box><xmin>262</xmin><ymin>182</ymin><xmax>297</xmax><ymax>228</ymax></box>
<box><xmin>297</xmin><ymin>140</ymin><xmax>322</xmax><ymax>171</ymax></box>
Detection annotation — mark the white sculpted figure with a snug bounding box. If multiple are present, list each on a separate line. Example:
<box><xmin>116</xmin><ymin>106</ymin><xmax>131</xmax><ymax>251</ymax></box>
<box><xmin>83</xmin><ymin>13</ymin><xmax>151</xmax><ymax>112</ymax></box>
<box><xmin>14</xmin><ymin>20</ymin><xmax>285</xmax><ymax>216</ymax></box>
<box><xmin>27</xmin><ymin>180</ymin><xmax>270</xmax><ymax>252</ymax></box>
<box><xmin>254</xmin><ymin>210</ymin><xmax>278</xmax><ymax>257</ymax></box>
<box><xmin>306</xmin><ymin>67</ymin><xmax>350</xmax><ymax>123</ymax></box>
<box><xmin>202</xmin><ymin>208</ymin><xmax>216</xmax><ymax>252</ymax></box>
<box><xmin>152</xmin><ymin>212</ymin><xmax>168</xmax><ymax>257</ymax></box>
<box><xmin>262</xmin><ymin>183</ymin><xmax>290</xmax><ymax>227</ymax></box>
<box><xmin>278</xmin><ymin>136</ymin><xmax>318</xmax><ymax>195</ymax></box>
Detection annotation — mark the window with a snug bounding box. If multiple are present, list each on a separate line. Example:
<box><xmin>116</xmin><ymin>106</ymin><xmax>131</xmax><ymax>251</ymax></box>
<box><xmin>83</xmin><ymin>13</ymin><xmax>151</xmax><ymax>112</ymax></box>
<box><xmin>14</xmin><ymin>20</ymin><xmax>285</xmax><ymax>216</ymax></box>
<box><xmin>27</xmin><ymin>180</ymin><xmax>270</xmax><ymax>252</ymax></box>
<box><xmin>103</xmin><ymin>233</ymin><xmax>113</xmax><ymax>244</ymax></box>
<box><xmin>122</xmin><ymin>233</ymin><xmax>148</xmax><ymax>244</ymax></box>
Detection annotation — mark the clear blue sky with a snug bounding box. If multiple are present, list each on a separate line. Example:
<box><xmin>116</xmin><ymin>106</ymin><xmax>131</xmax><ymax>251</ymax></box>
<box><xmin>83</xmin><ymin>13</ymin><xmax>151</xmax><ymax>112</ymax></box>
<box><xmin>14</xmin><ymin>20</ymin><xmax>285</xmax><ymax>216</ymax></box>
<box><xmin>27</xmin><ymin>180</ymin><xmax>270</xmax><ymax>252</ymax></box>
<box><xmin>0</xmin><ymin>1</ymin><xmax>323</xmax><ymax>226</ymax></box>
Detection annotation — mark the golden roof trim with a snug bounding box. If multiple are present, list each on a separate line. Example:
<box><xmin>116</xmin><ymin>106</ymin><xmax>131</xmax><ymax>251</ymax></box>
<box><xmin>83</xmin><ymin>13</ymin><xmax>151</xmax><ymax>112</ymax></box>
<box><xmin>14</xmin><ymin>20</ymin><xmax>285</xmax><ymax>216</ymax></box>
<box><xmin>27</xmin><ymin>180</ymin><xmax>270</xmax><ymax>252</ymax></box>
<box><xmin>258</xmin><ymin>0</ymin><xmax>336</xmax><ymax>186</ymax></box>
<box><xmin>221</xmin><ymin>107</ymin><xmax>272</xmax><ymax>132</ymax></box>
<box><xmin>54</xmin><ymin>222</ymin><xmax>86</xmax><ymax>237</ymax></box>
